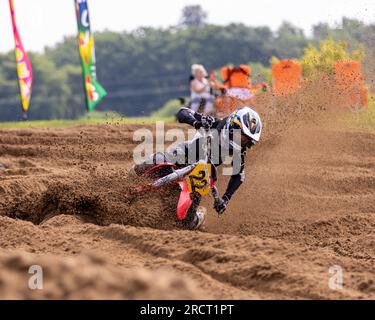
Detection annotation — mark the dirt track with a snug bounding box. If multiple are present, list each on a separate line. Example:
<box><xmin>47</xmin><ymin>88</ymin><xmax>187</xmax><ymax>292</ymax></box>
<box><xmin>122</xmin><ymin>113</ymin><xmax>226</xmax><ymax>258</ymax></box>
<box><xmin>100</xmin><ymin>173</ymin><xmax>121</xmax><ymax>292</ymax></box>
<box><xmin>0</xmin><ymin>107</ymin><xmax>375</xmax><ymax>299</ymax></box>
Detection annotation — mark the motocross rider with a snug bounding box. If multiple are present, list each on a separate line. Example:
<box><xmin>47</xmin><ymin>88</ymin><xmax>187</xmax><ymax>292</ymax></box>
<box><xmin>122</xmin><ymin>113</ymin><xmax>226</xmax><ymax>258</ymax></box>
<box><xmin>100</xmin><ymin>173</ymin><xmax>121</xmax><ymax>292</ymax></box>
<box><xmin>176</xmin><ymin>87</ymin><xmax>262</xmax><ymax>215</ymax></box>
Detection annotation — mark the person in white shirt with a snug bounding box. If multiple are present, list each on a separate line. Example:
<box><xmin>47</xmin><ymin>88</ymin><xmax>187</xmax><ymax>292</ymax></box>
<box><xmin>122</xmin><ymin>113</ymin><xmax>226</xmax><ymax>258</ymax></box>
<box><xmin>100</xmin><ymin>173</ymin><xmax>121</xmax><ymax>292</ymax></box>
<box><xmin>190</xmin><ymin>64</ymin><xmax>214</xmax><ymax>114</ymax></box>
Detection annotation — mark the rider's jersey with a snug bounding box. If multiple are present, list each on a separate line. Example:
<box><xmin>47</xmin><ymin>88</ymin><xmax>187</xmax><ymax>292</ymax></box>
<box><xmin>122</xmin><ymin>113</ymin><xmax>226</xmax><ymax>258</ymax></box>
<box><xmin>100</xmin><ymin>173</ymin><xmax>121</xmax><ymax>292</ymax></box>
<box><xmin>176</xmin><ymin>107</ymin><xmax>246</xmax><ymax>201</ymax></box>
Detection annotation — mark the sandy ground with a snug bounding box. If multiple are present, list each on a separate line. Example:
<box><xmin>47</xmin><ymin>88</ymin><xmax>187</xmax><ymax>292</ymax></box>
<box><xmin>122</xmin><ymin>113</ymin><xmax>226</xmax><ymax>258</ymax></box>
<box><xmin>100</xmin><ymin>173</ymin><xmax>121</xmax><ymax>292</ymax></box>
<box><xmin>0</xmin><ymin>90</ymin><xmax>374</xmax><ymax>299</ymax></box>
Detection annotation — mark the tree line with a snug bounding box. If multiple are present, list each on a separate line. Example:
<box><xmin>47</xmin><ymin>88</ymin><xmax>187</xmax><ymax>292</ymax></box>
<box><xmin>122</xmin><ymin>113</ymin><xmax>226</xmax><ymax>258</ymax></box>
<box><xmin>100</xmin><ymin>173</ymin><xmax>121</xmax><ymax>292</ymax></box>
<box><xmin>0</xmin><ymin>11</ymin><xmax>374</xmax><ymax>121</ymax></box>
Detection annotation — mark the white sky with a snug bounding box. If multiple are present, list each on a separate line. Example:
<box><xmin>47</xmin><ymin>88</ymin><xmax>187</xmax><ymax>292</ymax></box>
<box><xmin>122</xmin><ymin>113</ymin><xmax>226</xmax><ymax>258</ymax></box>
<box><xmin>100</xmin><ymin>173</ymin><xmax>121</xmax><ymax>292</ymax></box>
<box><xmin>0</xmin><ymin>0</ymin><xmax>374</xmax><ymax>53</ymax></box>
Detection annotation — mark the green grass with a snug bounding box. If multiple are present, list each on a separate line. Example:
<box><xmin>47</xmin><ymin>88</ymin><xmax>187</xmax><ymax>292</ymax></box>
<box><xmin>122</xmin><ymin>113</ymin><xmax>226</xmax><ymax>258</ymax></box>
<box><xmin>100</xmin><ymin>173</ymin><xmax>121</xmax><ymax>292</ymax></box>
<box><xmin>2</xmin><ymin>99</ymin><xmax>374</xmax><ymax>131</ymax></box>
<box><xmin>0</xmin><ymin>116</ymin><xmax>175</xmax><ymax>129</ymax></box>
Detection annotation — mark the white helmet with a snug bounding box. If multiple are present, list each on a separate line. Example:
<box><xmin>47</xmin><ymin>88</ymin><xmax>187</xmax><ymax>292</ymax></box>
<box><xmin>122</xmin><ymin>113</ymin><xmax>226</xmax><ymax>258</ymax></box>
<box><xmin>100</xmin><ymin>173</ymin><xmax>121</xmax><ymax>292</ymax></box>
<box><xmin>222</xmin><ymin>107</ymin><xmax>262</xmax><ymax>151</ymax></box>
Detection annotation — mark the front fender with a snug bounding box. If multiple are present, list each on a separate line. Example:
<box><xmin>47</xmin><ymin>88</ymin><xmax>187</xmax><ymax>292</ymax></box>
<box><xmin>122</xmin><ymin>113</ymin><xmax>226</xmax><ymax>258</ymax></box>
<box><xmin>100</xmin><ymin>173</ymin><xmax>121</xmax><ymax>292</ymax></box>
<box><xmin>177</xmin><ymin>180</ymin><xmax>193</xmax><ymax>221</ymax></box>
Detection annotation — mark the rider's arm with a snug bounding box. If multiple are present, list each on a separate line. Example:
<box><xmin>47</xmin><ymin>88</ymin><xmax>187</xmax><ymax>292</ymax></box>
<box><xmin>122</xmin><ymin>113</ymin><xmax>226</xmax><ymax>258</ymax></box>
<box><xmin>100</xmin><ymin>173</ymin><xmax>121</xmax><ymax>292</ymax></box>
<box><xmin>176</xmin><ymin>107</ymin><xmax>202</xmax><ymax>128</ymax></box>
<box><xmin>223</xmin><ymin>152</ymin><xmax>246</xmax><ymax>202</ymax></box>
<box><xmin>176</xmin><ymin>107</ymin><xmax>221</xmax><ymax>129</ymax></box>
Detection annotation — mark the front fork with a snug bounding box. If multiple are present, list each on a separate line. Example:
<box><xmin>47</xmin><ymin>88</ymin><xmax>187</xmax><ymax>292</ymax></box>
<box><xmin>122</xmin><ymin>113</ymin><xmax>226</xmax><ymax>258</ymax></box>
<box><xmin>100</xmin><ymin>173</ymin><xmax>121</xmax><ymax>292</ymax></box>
<box><xmin>211</xmin><ymin>185</ymin><xmax>220</xmax><ymax>202</ymax></box>
<box><xmin>211</xmin><ymin>185</ymin><xmax>223</xmax><ymax>213</ymax></box>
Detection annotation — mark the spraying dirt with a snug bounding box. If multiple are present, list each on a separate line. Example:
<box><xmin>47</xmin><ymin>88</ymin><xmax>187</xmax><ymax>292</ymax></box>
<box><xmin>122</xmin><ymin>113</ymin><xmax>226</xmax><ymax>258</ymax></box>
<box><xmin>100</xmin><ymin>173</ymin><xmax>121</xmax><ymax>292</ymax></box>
<box><xmin>0</xmin><ymin>83</ymin><xmax>374</xmax><ymax>299</ymax></box>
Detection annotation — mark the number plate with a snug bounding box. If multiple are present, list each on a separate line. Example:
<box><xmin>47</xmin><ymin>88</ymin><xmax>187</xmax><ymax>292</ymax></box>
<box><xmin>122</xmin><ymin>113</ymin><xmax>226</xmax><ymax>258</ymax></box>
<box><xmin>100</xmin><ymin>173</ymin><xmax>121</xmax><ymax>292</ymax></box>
<box><xmin>186</xmin><ymin>163</ymin><xmax>212</xmax><ymax>197</ymax></box>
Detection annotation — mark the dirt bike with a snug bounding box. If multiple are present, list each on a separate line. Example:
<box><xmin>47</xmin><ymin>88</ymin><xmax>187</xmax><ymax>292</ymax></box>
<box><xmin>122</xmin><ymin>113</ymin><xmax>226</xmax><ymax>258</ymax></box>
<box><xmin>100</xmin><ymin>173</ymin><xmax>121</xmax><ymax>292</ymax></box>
<box><xmin>130</xmin><ymin>126</ymin><xmax>222</xmax><ymax>230</ymax></box>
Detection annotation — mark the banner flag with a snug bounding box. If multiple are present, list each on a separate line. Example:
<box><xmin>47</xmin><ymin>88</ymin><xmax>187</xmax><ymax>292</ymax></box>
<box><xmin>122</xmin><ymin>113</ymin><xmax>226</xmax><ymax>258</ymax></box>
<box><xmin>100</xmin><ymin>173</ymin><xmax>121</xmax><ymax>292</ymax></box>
<box><xmin>75</xmin><ymin>0</ymin><xmax>106</xmax><ymax>111</ymax></box>
<box><xmin>9</xmin><ymin>0</ymin><xmax>33</xmax><ymax>115</ymax></box>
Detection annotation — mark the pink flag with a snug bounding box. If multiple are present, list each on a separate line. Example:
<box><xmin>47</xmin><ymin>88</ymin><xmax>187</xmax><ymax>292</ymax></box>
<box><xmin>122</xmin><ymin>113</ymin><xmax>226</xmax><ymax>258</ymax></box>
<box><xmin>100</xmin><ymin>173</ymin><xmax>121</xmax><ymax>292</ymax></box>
<box><xmin>9</xmin><ymin>0</ymin><xmax>33</xmax><ymax>114</ymax></box>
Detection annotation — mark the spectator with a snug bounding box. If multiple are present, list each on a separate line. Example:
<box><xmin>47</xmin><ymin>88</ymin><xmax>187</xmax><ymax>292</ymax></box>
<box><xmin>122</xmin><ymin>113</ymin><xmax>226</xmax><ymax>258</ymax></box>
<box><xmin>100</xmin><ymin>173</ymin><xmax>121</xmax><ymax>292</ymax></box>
<box><xmin>190</xmin><ymin>64</ymin><xmax>214</xmax><ymax>114</ymax></box>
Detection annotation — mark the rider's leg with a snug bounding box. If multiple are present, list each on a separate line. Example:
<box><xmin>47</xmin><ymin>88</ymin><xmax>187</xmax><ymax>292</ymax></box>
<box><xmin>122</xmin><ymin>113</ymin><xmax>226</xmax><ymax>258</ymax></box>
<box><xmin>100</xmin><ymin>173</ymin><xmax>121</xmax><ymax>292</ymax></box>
<box><xmin>163</xmin><ymin>142</ymin><xmax>190</xmax><ymax>166</ymax></box>
<box><xmin>132</xmin><ymin>152</ymin><xmax>166</xmax><ymax>175</ymax></box>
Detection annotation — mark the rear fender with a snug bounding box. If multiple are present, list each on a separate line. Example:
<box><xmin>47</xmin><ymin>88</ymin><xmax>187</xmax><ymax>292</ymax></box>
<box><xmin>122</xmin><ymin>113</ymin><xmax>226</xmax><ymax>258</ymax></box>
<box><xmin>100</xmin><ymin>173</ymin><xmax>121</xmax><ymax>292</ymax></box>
<box><xmin>177</xmin><ymin>180</ymin><xmax>193</xmax><ymax>221</ymax></box>
<box><xmin>144</xmin><ymin>163</ymin><xmax>176</xmax><ymax>177</ymax></box>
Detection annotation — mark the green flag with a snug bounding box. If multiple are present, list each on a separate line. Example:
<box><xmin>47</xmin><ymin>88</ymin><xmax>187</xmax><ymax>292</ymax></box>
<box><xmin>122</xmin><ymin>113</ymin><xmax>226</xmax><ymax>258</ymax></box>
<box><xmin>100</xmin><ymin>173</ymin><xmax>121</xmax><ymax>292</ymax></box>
<box><xmin>75</xmin><ymin>0</ymin><xmax>106</xmax><ymax>111</ymax></box>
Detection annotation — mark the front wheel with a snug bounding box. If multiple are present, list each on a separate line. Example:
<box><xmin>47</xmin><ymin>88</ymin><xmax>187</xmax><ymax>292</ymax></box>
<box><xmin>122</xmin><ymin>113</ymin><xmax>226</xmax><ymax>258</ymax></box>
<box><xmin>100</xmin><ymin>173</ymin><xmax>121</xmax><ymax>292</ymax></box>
<box><xmin>192</xmin><ymin>206</ymin><xmax>206</xmax><ymax>230</ymax></box>
<box><xmin>180</xmin><ymin>194</ymin><xmax>205</xmax><ymax>230</ymax></box>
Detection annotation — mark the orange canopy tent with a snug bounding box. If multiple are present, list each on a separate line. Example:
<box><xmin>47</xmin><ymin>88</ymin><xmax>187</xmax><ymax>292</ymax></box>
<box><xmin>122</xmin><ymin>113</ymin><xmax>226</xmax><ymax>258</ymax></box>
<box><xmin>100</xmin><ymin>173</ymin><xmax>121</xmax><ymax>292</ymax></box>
<box><xmin>221</xmin><ymin>65</ymin><xmax>252</xmax><ymax>89</ymax></box>
<box><xmin>334</xmin><ymin>60</ymin><xmax>368</xmax><ymax>109</ymax></box>
<box><xmin>272</xmin><ymin>60</ymin><xmax>302</xmax><ymax>96</ymax></box>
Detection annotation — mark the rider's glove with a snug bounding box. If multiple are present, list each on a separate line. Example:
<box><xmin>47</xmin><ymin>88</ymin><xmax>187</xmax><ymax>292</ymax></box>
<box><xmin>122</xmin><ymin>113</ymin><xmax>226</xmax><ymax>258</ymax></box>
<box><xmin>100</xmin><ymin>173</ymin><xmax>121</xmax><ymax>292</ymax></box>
<box><xmin>214</xmin><ymin>195</ymin><xmax>229</xmax><ymax>215</ymax></box>
<box><xmin>202</xmin><ymin>115</ymin><xmax>215</xmax><ymax>129</ymax></box>
<box><xmin>194</xmin><ymin>115</ymin><xmax>215</xmax><ymax>130</ymax></box>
